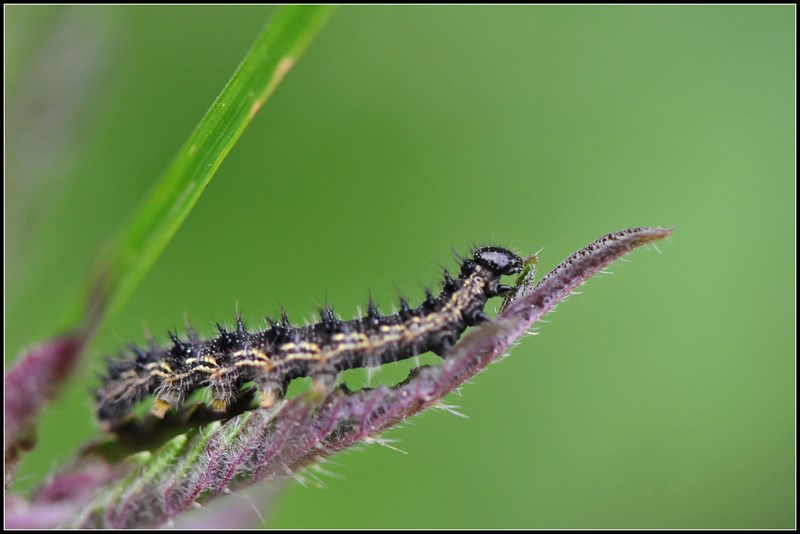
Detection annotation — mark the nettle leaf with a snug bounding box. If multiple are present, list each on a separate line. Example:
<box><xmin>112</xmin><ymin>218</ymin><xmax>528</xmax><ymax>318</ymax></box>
<box><xmin>13</xmin><ymin>227</ymin><xmax>671</xmax><ymax>529</ymax></box>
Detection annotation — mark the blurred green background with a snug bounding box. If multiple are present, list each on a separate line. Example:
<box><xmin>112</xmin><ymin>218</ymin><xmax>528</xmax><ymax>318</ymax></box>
<box><xmin>5</xmin><ymin>5</ymin><xmax>794</xmax><ymax>529</ymax></box>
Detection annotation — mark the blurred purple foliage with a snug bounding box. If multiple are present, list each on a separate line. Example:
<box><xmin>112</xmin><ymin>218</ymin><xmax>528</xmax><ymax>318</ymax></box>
<box><xmin>4</xmin><ymin>334</ymin><xmax>84</xmax><ymax>482</ymax></box>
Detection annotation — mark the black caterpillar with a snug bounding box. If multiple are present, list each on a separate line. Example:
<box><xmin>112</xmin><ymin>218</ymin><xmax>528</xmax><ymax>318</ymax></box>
<box><xmin>95</xmin><ymin>247</ymin><xmax>523</xmax><ymax>426</ymax></box>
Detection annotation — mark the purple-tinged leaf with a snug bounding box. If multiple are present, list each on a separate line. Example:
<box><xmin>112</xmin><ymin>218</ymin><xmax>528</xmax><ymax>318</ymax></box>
<box><xmin>53</xmin><ymin>227</ymin><xmax>671</xmax><ymax>528</ymax></box>
<box><xmin>4</xmin><ymin>334</ymin><xmax>84</xmax><ymax>478</ymax></box>
<box><xmin>498</xmin><ymin>226</ymin><xmax>674</xmax><ymax>342</ymax></box>
<box><xmin>171</xmin><ymin>483</ymin><xmax>284</xmax><ymax>529</ymax></box>
<box><xmin>5</xmin><ymin>460</ymin><xmax>116</xmax><ymax>528</ymax></box>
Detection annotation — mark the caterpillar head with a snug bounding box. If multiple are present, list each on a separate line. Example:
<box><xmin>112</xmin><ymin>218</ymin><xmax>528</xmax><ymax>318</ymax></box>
<box><xmin>472</xmin><ymin>247</ymin><xmax>523</xmax><ymax>276</ymax></box>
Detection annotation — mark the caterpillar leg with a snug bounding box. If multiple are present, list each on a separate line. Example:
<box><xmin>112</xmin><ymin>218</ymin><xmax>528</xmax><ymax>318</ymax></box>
<box><xmin>258</xmin><ymin>379</ymin><xmax>287</xmax><ymax>409</ymax></box>
<box><xmin>151</xmin><ymin>379</ymin><xmax>189</xmax><ymax>418</ymax></box>
<box><xmin>311</xmin><ymin>373</ymin><xmax>336</xmax><ymax>397</ymax></box>
<box><xmin>210</xmin><ymin>385</ymin><xmax>240</xmax><ymax>413</ymax></box>
<box><xmin>151</xmin><ymin>398</ymin><xmax>171</xmax><ymax>419</ymax></box>
<box><xmin>430</xmin><ymin>332</ymin><xmax>458</xmax><ymax>357</ymax></box>
<box><xmin>151</xmin><ymin>393</ymin><xmax>184</xmax><ymax>418</ymax></box>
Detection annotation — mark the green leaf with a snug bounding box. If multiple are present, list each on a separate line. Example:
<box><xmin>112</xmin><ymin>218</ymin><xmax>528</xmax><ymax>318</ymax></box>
<box><xmin>84</xmin><ymin>5</ymin><xmax>336</xmax><ymax>337</ymax></box>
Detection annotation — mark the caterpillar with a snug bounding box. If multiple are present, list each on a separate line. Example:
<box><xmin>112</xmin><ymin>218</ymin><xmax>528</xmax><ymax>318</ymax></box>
<box><xmin>95</xmin><ymin>246</ymin><xmax>523</xmax><ymax>426</ymax></box>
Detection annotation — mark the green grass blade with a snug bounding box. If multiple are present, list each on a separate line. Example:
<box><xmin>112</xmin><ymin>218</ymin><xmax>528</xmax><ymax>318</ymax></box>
<box><xmin>85</xmin><ymin>5</ymin><xmax>336</xmax><ymax>336</ymax></box>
